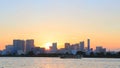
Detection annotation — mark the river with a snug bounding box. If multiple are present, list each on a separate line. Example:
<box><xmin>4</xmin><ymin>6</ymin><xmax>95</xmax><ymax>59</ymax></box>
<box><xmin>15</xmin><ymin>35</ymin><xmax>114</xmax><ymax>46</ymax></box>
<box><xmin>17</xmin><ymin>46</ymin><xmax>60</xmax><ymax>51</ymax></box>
<box><xmin>0</xmin><ymin>57</ymin><xmax>120</xmax><ymax>68</ymax></box>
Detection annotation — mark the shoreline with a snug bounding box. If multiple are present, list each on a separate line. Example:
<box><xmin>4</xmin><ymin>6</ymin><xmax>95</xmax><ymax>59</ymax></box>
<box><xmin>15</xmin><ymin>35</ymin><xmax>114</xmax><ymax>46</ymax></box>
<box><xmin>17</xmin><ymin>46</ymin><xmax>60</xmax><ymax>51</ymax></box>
<box><xmin>0</xmin><ymin>56</ymin><xmax>120</xmax><ymax>58</ymax></box>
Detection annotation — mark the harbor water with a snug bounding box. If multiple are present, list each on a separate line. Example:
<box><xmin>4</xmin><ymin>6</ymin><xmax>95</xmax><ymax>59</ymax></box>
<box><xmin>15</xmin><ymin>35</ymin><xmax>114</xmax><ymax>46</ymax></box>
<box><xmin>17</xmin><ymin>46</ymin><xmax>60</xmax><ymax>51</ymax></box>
<box><xmin>0</xmin><ymin>57</ymin><xmax>120</xmax><ymax>68</ymax></box>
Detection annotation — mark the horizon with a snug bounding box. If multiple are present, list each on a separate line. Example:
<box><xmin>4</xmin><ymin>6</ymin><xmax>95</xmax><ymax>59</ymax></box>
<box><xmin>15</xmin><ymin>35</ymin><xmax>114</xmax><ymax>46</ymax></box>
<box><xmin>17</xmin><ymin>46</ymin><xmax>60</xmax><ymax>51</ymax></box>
<box><xmin>0</xmin><ymin>0</ymin><xmax>120</xmax><ymax>50</ymax></box>
<box><xmin>0</xmin><ymin>38</ymin><xmax>119</xmax><ymax>51</ymax></box>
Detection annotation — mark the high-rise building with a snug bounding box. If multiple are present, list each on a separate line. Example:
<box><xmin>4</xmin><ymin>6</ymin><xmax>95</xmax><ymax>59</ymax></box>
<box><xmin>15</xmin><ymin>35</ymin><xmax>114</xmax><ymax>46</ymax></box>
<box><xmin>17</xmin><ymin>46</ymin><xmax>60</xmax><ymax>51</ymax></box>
<box><xmin>52</xmin><ymin>42</ymin><xmax>57</xmax><ymax>51</ymax></box>
<box><xmin>74</xmin><ymin>43</ymin><xmax>79</xmax><ymax>50</ymax></box>
<box><xmin>80</xmin><ymin>41</ymin><xmax>84</xmax><ymax>52</ymax></box>
<box><xmin>71</xmin><ymin>44</ymin><xmax>79</xmax><ymax>50</ymax></box>
<box><xmin>13</xmin><ymin>40</ymin><xmax>25</xmax><ymax>52</ymax></box>
<box><xmin>26</xmin><ymin>39</ymin><xmax>34</xmax><ymax>53</ymax></box>
<box><xmin>65</xmin><ymin>43</ymin><xmax>71</xmax><ymax>54</ymax></box>
<box><xmin>50</xmin><ymin>42</ymin><xmax>57</xmax><ymax>53</ymax></box>
<box><xmin>87</xmin><ymin>39</ymin><xmax>90</xmax><ymax>51</ymax></box>
<box><xmin>65</xmin><ymin>43</ymin><xmax>70</xmax><ymax>50</ymax></box>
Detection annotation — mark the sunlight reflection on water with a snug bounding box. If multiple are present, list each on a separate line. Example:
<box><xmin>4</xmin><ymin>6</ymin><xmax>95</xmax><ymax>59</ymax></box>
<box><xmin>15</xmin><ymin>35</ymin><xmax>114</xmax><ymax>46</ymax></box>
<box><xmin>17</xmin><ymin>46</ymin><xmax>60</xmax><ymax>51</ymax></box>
<box><xmin>0</xmin><ymin>57</ymin><xmax>120</xmax><ymax>68</ymax></box>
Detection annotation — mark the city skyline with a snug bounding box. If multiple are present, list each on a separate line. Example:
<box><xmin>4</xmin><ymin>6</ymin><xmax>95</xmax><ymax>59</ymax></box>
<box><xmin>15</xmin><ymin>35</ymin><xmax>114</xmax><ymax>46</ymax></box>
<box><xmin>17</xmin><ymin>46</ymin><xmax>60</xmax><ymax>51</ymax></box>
<box><xmin>1</xmin><ymin>38</ymin><xmax>108</xmax><ymax>55</ymax></box>
<box><xmin>0</xmin><ymin>0</ymin><xmax>120</xmax><ymax>50</ymax></box>
<box><xmin>1</xmin><ymin>38</ymin><xmax>120</xmax><ymax>58</ymax></box>
<box><xmin>0</xmin><ymin>38</ymin><xmax>109</xmax><ymax>51</ymax></box>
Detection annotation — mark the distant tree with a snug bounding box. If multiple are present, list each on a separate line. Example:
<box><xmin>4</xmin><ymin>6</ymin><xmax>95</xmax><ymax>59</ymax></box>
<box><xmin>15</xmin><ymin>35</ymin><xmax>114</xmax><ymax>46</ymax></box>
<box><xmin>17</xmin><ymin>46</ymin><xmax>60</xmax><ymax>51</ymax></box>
<box><xmin>116</xmin><ymin>52</ymin><xmax>120</xmax><ymax>58</ymax></box>
<box><xmin>76</xmin><ymin>51</ymin><xmax>84</xmax><ymax>55</ymax></box>
<box><xmin>90</xmin><ymin>52</ymin><xmax>95</xmax><ymax>57</ymax></box>
<box><xmin>106</xmin><ymin>52</ymin><xmax>112</xmax><ymax>57</ymax></box>
<box><xmin>96</xmin><ymin>52</ymin><xmax>105</xmax><ymax>57</ymax></box>
<box><xmin>65</xmin><ymin>52</ymin><xmax>69</xmax><ymax>55</ymax></box>
<box><xmin>118</xmin><ymin>52</ymin><xmax>120</xmax><ymax>55</ymax></box>
<box><xmin>20</xmin><ymin>54</ymin><xmax>25</xmax><ymax>56</ymax></box>
<box><xmin>27</xmin><ymin>51</ymin><xmax>34</xmax><ymax>56</ymax></box>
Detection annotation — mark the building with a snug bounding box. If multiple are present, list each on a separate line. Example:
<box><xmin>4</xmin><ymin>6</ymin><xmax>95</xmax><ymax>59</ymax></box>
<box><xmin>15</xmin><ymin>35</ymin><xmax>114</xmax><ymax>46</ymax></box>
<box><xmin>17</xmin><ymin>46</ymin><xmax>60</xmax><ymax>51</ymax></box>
<box><xmin>26</xmin><ymin>39</ymin><xmax>34</xmax><ymax>53</ymax></box>
<box><xmin>85</xmin><ymin>39</ymin><xmax>91</xmax><ymax>55</ymax></box>
<box><xmin>74</xmin><ymin>43</ymin><xmax>79</xmax><ymax>50</ymax></box>
<box><xmin>52</xmin><ymin>42</ymin><xmax>57</xmax><ymax>53</ymax></box>
<box><xmin>58</xmin><ymin>48</ymin><xmax>66</xmax><ymax>54</ymax></box>
<box><xmin>64</xmin><ymin>43</ymin><xmax>71</xmax><ymax>53</ymax></box>
<box><xmin>0</xmin><ymin>50</ymin><xmax>2</xmax><ymax>55</ymax></box>
<box><xmin>33</xmin><ymin>47</ymin><xmax>45</xmax><ymax>55</ymax></box>
<box><xmin>95</xmin><ymin>46</ymin><xmax>106</xmax><ymax>53</ymax></box>
<box><xmin>33</xmin><ymin>47</ymin><xmax>40</xmax><ymax>54</ymax></box>
<box><xmin>65</xmin><ymin>43</ymin><xmax>70</xmax><ymax>50</ymax></box>
<box><xmin>87</xmin><ymin>39</ymin><xmax>90</xmax><ymax>51</ymax></box>
<box><xmin>71</xmin><ymin>43</ymin><xmax>79</xmax><ymax>51</ymax></box>
<box><xmin>50</xmin><ymin>42</ymin><xmax>57</xmax><ymax>53</ymax></box>
<box><xmin>5</xmin><ymin>45</ymin><xmax>14</xmax><ymax>54</ymax></box>
<box><xmin>79</xmin><ymin>41</ymin><xmax>84</xmax><ymax>52</ymax></box>
<box><xmin>13</xmin><ymin>40</ymin><xmax>25</xmax><ymax>53</ymax></box>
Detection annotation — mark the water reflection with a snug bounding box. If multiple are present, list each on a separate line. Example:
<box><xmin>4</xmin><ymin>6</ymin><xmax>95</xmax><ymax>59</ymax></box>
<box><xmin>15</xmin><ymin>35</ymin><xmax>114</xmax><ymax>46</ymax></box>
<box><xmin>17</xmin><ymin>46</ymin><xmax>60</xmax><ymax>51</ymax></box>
<box><xmin>38</xmin><ymin>58</ymin><xmax>66</xmax><ymax>68</ymax></box>
<box><xmin>0</xmin><ymin>57</ymin><xmax>120</xmax><ymax>68</ymax></box>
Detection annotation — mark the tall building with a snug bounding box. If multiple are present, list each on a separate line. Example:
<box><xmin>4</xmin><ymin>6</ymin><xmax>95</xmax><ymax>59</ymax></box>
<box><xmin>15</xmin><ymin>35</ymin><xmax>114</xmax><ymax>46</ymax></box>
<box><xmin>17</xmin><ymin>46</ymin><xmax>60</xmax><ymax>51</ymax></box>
<box><xmin>26</xmin><ymin>39</ymin><xmax>34</xmax><ymax>53</ymax></box>
<box><xmin>79</xmin><ymin>41</ymin><xmax>84</xmax><ymax>52</ymax></box>
<box><xmin>65</xmin><ymin>43</ymin><xmax>70</xmax><ymax>50</ymax></box>
<box><xmin>52</xmin><ymin>42</ymin><xmax>57</xmax><ymax>51</ymax></box>
<box><xmin>87</xmin><ymin>39</ymin><xmax>90</xmax><ymax>51</ymax></box>
<box><xmin>74</xmin><ymin>43</ymin><xmax>79</xmax><ymax>50</ymax></box>
<box><xmin>13</xmin><ymin>40</ymin><xmax>25</xmax><ymax>52</ymax></box>
<box><xmin>50</xmin><ymin>42</ymin><xmax>57</xmax><ymax>53</ymax></box>
<box><xmin>65</xmin><ymin>43</ymin><xmax>71</xmax><ymax>54</ymax></box>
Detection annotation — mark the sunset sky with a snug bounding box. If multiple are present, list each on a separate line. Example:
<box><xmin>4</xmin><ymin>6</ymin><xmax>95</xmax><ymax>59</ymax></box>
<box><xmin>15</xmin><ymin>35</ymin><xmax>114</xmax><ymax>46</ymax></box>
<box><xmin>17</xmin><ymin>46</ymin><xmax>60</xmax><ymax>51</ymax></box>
<box><xmin>0</xmin><ymin>0</ymin><xmax>120</xmax><ymax>50</ymax></box>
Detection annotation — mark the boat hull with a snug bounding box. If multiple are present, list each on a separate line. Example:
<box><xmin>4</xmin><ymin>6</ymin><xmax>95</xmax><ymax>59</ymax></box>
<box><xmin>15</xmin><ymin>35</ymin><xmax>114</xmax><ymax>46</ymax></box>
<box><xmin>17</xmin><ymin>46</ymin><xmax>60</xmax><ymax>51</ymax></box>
<box><xmin>60</xmin><ymin>55</ymin><xmax>82</xmax><ymax>59</ymax></box>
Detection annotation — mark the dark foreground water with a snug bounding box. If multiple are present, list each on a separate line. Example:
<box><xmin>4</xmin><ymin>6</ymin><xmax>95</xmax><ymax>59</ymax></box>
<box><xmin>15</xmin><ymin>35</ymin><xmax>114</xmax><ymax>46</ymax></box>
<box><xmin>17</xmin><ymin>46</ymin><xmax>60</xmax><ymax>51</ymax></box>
<box><xmin>0</xmin><ymin>57</ymin><xmax>120</xmax><ymax>68</ymax></box>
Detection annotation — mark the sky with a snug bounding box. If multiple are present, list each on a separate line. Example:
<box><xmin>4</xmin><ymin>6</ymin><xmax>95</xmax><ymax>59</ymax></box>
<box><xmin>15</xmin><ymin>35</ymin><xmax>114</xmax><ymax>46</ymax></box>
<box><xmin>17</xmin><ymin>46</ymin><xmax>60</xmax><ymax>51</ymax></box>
<box><xmin>0</xmin><ymin>0</ymin><xmax>120</xmax><ymax>50</ymax></box>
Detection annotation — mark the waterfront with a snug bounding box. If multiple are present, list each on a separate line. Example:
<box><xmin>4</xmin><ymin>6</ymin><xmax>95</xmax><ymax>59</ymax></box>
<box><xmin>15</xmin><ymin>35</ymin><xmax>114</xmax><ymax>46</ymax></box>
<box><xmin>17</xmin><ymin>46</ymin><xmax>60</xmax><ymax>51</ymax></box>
<box><xmin>0</xmin><ymin>57</ymin><xmax>120</xmax><ymax>68</ymax></box>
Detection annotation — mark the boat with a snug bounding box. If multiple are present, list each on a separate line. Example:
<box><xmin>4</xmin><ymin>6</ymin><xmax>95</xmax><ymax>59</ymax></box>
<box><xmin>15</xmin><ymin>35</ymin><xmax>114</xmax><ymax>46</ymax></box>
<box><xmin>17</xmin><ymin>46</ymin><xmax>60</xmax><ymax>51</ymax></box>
<box><xmin>60</xmin><ymin>55</ymin><xmax>82</xmax><ymax>59</ymax></box>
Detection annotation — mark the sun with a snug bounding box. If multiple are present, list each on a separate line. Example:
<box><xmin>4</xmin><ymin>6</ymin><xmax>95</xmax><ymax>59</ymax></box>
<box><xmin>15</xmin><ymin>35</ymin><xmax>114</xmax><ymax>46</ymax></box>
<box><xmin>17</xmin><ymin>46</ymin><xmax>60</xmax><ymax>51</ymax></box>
<box><xmin>44</xmin><ymin>42</ymin><xmax>52</xmax><ymax>50</ymax></box>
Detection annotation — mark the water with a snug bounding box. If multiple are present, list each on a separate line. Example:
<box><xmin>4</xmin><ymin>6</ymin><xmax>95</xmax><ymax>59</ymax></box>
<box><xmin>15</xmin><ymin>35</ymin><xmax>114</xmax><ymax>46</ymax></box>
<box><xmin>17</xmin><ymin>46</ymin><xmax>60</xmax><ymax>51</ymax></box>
<box><xmin>0</xmin><ymin>57</ymin><xmax>120</xmax><ymax>68</ymax></box>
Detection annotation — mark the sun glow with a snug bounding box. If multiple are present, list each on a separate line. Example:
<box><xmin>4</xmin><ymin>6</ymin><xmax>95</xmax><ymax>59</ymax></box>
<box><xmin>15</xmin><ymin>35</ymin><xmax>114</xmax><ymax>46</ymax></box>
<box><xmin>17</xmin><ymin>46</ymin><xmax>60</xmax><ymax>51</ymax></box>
<box><xmin>44</xmin><ymin>42</ymin><xmax>52</xmax><ymax>50</ymax></box>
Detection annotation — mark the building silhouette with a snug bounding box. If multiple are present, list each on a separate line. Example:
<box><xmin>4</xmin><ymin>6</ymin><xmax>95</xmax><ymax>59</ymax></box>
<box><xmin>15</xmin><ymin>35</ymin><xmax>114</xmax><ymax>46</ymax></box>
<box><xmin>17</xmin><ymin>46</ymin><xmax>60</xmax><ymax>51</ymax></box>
<box><xmin>64</xmin><ymin>43</ymin><xmax>71</xmax><ymax>53</ymax></box>
<box><xmin>50</xmin><ymin>42</ymin><xmax>57</xmax><ymax>53</ymax></box>
<box><xmin>5</xmin><ymin>45</ymin><xmax>14</xmax><ymax>54</ymax></box>
<box><xmin>65</xmin><ymin>43</ymin><xmax>70</xmax><ymax>50</ymax></box>
<box><xmin>95</xmin><ymin>46</ymin><xmax>106</xmax><ymax>53</ymax></box>
<box><xmin>87</xmin><ymin>39</ymin><xmax>90</xmax><ymax>52</ymax></box>
<box><xmin>1</xmin><ymin>38</ymin><xmax>111</xmax><ymax>56</ymax></box>
<box><xmin>79</xmin><ymin>41</ymin><xmax>84</xmax><ymax>52</ymax></box>
<box><xmin>13</xmin><ymin>40</ymin><xmax>25</xmax><ymax>53</ymax></box>
<box><xmin>26</xmin><ymin>39</ymin><xmax>34</xmax><ymax>53</ymax></box>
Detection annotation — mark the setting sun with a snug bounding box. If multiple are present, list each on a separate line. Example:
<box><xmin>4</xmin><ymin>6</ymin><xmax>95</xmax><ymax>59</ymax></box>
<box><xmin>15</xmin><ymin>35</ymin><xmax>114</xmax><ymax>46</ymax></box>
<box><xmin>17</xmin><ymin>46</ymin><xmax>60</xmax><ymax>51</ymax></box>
<box><xmin>44</xmin><ymin>42</ymin><xmax>52</xmax><ymax>50</ymax></box>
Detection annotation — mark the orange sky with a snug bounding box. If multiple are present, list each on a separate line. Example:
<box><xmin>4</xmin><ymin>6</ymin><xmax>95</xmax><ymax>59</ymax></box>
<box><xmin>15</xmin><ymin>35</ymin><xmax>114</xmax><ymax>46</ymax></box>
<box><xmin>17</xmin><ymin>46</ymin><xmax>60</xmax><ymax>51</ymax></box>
<box><xmin>0</xmin><ymin>30</ymin><xmax>120</xmax><ymax>50</ymax></box>
<box><xmin>0</xmin><ymin>0</ymin><xmax>120</xmax><ymax>50</ymax></box>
